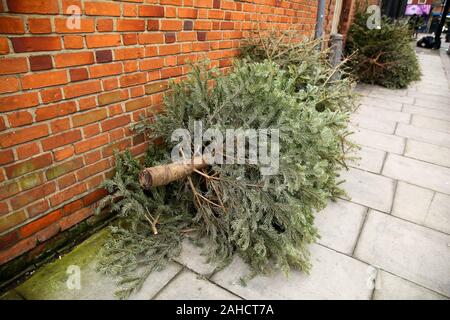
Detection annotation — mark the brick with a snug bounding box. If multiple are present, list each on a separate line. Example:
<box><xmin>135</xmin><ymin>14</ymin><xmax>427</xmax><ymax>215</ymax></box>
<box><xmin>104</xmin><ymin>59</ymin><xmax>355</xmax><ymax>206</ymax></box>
<box><xmin>101</xmin><ymin>114</ymin><xmax>131</xmax><ymax>132</ymax></box>
<box><xmin>0</xmin><ymin>76</ymin><xmax>20</xmax><ymax>94</ymax></box>
<box><xmin>0</xmin><ymin>124</ymin><xmax>48</xmax><ymax>148</ymax></box>
<box><xmin>98</xmin><ymin>90</ymin><xmax>126</xmax><ymax>106</ymax></box>
<box><xmin>26</xmin><ymin>199</ymin><xmax>49</xmax><ymax>218</ymax></box>
<box><xmin>184</xmin><ymin>20</ymin><xmax>193</xmax><ymax>31</ymax></box>
<box><xmin>123</xmin><ymin>3</ymin><xmax>138</xmax><ymax>17</ymax></box>
<box><xmin>0</xmin><ymin>236</ymin><xmax>36</xmax><ymax>265</ymax></box>
<box><xmin>7</xmin><ymin>0</ymin><xmax>59</xmax><ymax>14</ymax></box>
<box><xmin>57</xmin><ymin>172</ymin><xmax>76</xmax><ymax>189</ymax></box>
<box><xmin>85</xmin><ymin>2</ymin><xmax>121</xmax><ymax>16</ymax></box>
<box><xmin>165</xmin><ymin>33</ymin><xmax>176</xmax><ymax>43</ymax></box>
<box><xmin>29</xmin><ymin>55</ymin><xmax>53</xmax><ymax>71</ymax></box>
<box><xmin>0</xmin><ymin>57</ymin><xmax>28</xmax><ymax>75</ymax></box>
<box><xmin>120</xmin><ymin>72</ymin><xmax>147</xmax><ymax>87</ymax></box>
<box><xmin>21</xmin><ymin>70</ymin><xmax>67</xmax><ymax>90</ymax></box>
<box><xmin>86</xmin><ymin>34</ymin><xmax>121</xmax><ymax>48</ymax></box>
<box><xmin>147</xmin><ymin>20</ymin><xmax>159</xmax><ymax>31</ymax></box>
<box><xmin>45</xmin><ymin>157</ymin><xmax>84</xmax><ymax>180</ymax></box>
<box><xmin>82</xmin><ymin>188</ymin><xmax>108</xmax><ymax>206</ymax></box>
<box><xmin>50</xmin><ymin>116</ymin><xmax>71</xmax><ymax>133</ymax></box>
<box><xmin>123</xmin><ymin>33</ymin><xmax>138</xmax><ymax>45</ymax></box>
<box><xmin>97</xmin><ymin>19</ymin><xmax>114</xmax><ymax>32</ymax></box>
<box><xmin>50</xmin><ymin>182</ymin><xmax>87</xmax><ymax>207</ymax></box>
<box><xmin>89</xmin><ymin>62</ymin><xmax>122</xmax><ymax>78</ymax></box>
<box><xmin>0</xmin><ymin>149</ymin><xmax>14</xmax><ymax>166</ymax></box>
<box><xmin>161</xmin><ymin>20</ymin><xmax>183</xmax><ymax>31</ymax></box>
<box><xmin>74</xmin><ymin>133</ymin><xmax>109</xmax><ymax>154</ymax></box>
<box><xmin>117</xmin><ymin>19</ymin><xmax>146</xmax><ymax>31</ymax></box>
<box><xmin>62</xmin><ymin>0</ymin><xmax>82</xmax><ymax>14</ymax></box>
<box><xmin>7</xmin><ymin>111</ymin><xmax>33</xmax><ymax>127</ymax></box>
<box><xmin>64</xmin><ymin>35</ymin><xmax>84</xmax><ymax>49</ymax></box>
<box><xmin>64</xmin><ymin>80</ymin><xmax>102</xmax><ymax>99</ymax></box>
<box><xmin>0</xmin><ymin>181</ymin><xmax>20</xmax><ymax>201</ymax></box>
<box><xmin>0</xmin><ymin>232</ymin><xmax>18</xmax><ymax>251</ymax></box>
<box><xmin>55</xmin><ymin>52</ymin><xmax>94</xmax><ymax>68</ymax></box>
<box><xmin>0</xmin><ymin>210</ymin><xmax>27</xmax><ymax>233</ymax></box>
<box><xmin>125</xmin><ymin>96</ymin><xmax>152</xmax><ymax>112</ymax></box>
<box><xmin>41</xmin><ymin>130</ymin><xmax>82</xmax><ymax>151</ymax></box>
<box><xmin>0</xmin><ymin>38</ymin><xmax>9</xmax><ymax>54</ymax></box>
<box><xmin>60</xmin><ymin>207</ymin><xmax>92</xmax><ymax>231</ymax></box>
<box><xmin>161</xmin><ymin>66</ymin><xmax>182</xmax><ymax>79</ymax></box>
<box><xmin>17</xmin><ymin>172</ymin><xmax>45</xmax><ymax>191</ymax></box>
<box><xmin>77</xmin><ymin>159</ymin><xmax>110</xmax><ymax>181</ymax></box>
<box><xmin>54</xmin><ymin>146</ymin><xmax>74</xmax><ymax>162</ymax></box>
<box><xmin>35</xmin><ymin>223</ymin><xmax>59</xmax><ymax>242</ymax></box>
<box><xmin>102</xmin><ymin>138</ymin><xmax>132</xmax><ymax>157</ymax></box>
<box><xmin>62</xmin><ymin>199</ymin><xmax>83</xmax><ymax>215</ymax></box>
<box><xmin>178</xmin><ymin>9</ymin><xmax>198</xmax><ymax>19</ymax></box>
<box><xmin>41</xmin><ymin>88</ymin><xmax>63</xmax><ymax>104</ymax></box>
<box><xmin>145</xmin><ymin>81</ymin><xmax>168</xmax><ymax>95</ymax></box>
<box><xmin>18</xmin><ymin>209</ymin><xmax>62</xmax><ymax>238</ymax></box>
<box><xmin>139</xmin><ymin>5</ymin><xmax>164</xmax><ymax>17</ymax></box>
<box><xmin>95</xmin><ymin>50</ymin><xmax>113</xmax><ymax>63</ymax></box>
<box><xmin>0</xmin><ymin>17</ymin><xmax>25</xmax><ymax>34</ymax></box>
<box><xmin>197</xmin><ymin>31</ymin><xmax>207</xmax><ymax>41</ymax></box>
<box><xmin>28</xmin><ymin>18</ymin><xmax>52</xmax><ymax>34</ymax></box>
<box><xmin>83</xmin><ymin>124</ymin><xmax>100</xmax><ymax>138</ymax></box>
<box><xmin>138</xmin><ymin>33</ymin><xmax>165</xmax><ymax>45</ymax></box>
<box><xmin>69</xmin><ymin>67</ymin><xmax>89</xmax><ymax>82</ymax></box>
<box><xmin>55</xmin><ymin>18</ymin><xmax>95</xmax><ymax>33</ymax></box>
<box><xmin>16</xmin><ymin>143</ymin><xmax>40</xmax><ymax>160</ymax></box>
<box><xmin>4</xmin><ymin>153</ymin><xmax>52</xmax><ymax>179</ymax></box>
<box><xmin>114</xmin><ymin>47</ymin><xmax>143</xmax><ymax>60</ymax></box>
<box><xmin>140</xmin><ymin>58</ymin><xmax>164</xmax><ymax>71</ymax></box>
<box><xmin>10</xmin><ymin>182</ymin><xmax>56</xmax><ymax>210</ymax></box>
<box><xmin>72</xmin><ymin>109</ymin><xmax>107</xmax><ymax>127</ymax></box>
<box><xmin>159</xmin><ymin>44</ymin><xmax>180</xmax><ymax>55</ymax></box>
<box><xmin>11</xmin><ymin>37</ymin><xmax>61</xmax><ymax>53</ymax></box>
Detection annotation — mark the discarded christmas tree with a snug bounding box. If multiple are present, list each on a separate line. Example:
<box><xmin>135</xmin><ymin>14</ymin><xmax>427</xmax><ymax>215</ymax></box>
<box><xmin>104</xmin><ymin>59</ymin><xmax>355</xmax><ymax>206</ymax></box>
<box><xmin>97</xmin><ymin>35</ymin><xmax>357</xmax><ymax>299</ymax></box>
<box><xmin>345</xmin><ymin>11</ymin><xmax>421</xmax><ymax>89</ymax></box>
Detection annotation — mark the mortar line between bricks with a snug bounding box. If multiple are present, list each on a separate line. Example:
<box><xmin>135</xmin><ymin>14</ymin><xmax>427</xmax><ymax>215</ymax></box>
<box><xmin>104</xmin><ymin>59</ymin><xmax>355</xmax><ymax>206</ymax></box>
<box><xmin>388</xmin><ymin>180</ymin><xmax>398</xmax><ymax>215</ymax></box>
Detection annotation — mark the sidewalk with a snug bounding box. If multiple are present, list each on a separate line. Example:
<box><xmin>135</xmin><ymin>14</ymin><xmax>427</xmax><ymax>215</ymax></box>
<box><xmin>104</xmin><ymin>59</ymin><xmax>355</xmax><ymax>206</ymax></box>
<box><xmin>2</xmin><ymin>49</ymin><xmax>449</xmax><ymax>300</ymax></box>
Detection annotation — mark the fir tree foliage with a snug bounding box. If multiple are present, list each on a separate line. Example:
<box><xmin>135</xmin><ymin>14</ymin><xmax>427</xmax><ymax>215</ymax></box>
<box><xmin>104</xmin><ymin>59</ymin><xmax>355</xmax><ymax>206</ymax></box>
<box><xmin>345</xmin><ymin>11</ymin><xmax>421</xmax><ymax>89</ymax></box>
<box><xmin>97</xmin><ymin>36</ymin><xmax>357</xmax><ymax>298</ymax></box>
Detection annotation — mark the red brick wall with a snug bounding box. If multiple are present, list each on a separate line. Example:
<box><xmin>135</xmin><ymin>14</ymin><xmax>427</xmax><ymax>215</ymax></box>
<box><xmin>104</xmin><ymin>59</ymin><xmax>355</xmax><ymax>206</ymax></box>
<box><xmin>0</xmin><ymin>0</ymin><xmax>323</xmax><ymax>267</ymax></box>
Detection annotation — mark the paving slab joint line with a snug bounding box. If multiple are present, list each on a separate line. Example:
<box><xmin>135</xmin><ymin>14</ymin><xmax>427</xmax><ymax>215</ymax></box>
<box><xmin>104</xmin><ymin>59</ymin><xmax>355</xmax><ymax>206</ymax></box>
<box><xmin>351</xmin><ymin>206</ymin><xmax>370</xmax><ymax>257</ymax></box>
<box><xmin>149</xmin><ymin>264</ymin><xmax>186</xmax><ymax>300</ymax></box>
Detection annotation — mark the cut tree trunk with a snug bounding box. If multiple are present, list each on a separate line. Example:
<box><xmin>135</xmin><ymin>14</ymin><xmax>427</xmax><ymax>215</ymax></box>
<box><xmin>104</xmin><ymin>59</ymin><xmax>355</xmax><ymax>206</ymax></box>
<box><xmin>139</xmin><ymin>156</ymin><xmax>207</xmax><ymax>189</ymax></box>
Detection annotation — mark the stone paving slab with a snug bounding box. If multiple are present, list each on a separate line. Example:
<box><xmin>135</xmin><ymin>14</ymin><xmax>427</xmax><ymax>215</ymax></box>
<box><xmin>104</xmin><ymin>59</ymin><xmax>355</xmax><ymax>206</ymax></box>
<box><xmin>350</xmin><ymin>126</ymin><xmax>405</xmax><ymax>154</ymax></box>
<box><xmin>366</xmin><ymin>93</ymin><xmax>414</xmax><ymax>105</ymax></box>
<box><xmin>358</xmin><ymin>97</ymin><xmax>403</xmax><ymax>111</ymax></box>
<box><xmin>350</xmin><ymin>113</ymin><xmax>397</xmax><ymax>134</ymax></box>
<box><xmin>211</xmin><ymin>244</ymin><xmax>372</xmax><ymax>300</ymax></box>
<box><xmin>382</xmin><ymin>153</ymin><xmax>450</xmax><ymax>195</ymax></box>
<box><xmin>374</xmin><ymin>271</ymin><xmax>448</xmax><ymax>300</ymax></box>
<box><xmin>404</xmin><ymin>140</ymin><xmax>450</xmax><ymax>168</ymax></box>
<box><xmin>354</xmin><ymin>210</ymin><xmax>450</xmax><ymax>297</ymax></box>
<box><xmin>392</xmin><ymin>182</ymin><xmax>434</xmax><ymax>226</ymax></box>
<box><xmin>427</xmin><ymin>193</ymin><xmax>450</xmax><ymax>235</ymax></box>
<box><xmin>357</xmin><ymin>105</ymin><xmax>411</xmax><ymax>124</ymax></box>
<box><xmin>396</xmin><ymin>124</ymin><xmax>450</xmax><ymax>148</ymax></box>
<box><xmin>403</xmin><ymin>104</ymin><xmax>450</xmax><ymax>121</ymax></box>
<box><xmin>340</xmin><ymin>168</ymin><xmax>395</xmax><ymax>213</ymax></box>
<box><xmin>315</xmin><ymin>199</ymin><xmax>367</xmax><ymax>255</ymax></box>
<box><xmin>410</xmin><ymin>115</ymin><xmax>450</xmax><ymax>134</ymax></box>
<box><xmin>155</xmin><ymin>270</ymin><xmax>240</xmax><ymax>300</ymax></box>
<box><xmin>174</xmin><ymin>238</ymin><xmax>217</xmax><ymax>277</ymax></box>
<box><xmin>349</xmin><ymin>146</ymin><xmax>385</xmax><ymax>174</ymax></box>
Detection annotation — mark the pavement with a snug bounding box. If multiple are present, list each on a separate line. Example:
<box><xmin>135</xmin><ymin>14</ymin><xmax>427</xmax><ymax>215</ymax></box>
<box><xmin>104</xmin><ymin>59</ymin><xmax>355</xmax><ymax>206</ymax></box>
<box><xmin>1</xmin><ymin>48</ymin><xmax>449</xmax><ymax>300</ymax></box>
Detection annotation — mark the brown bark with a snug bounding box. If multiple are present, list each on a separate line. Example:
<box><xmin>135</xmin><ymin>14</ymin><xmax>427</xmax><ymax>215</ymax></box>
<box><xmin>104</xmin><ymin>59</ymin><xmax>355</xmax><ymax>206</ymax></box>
<box><xmin>139</xmin><ymin>156</ymin><xmax>207</xmax><ymax>189</ymax></box>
